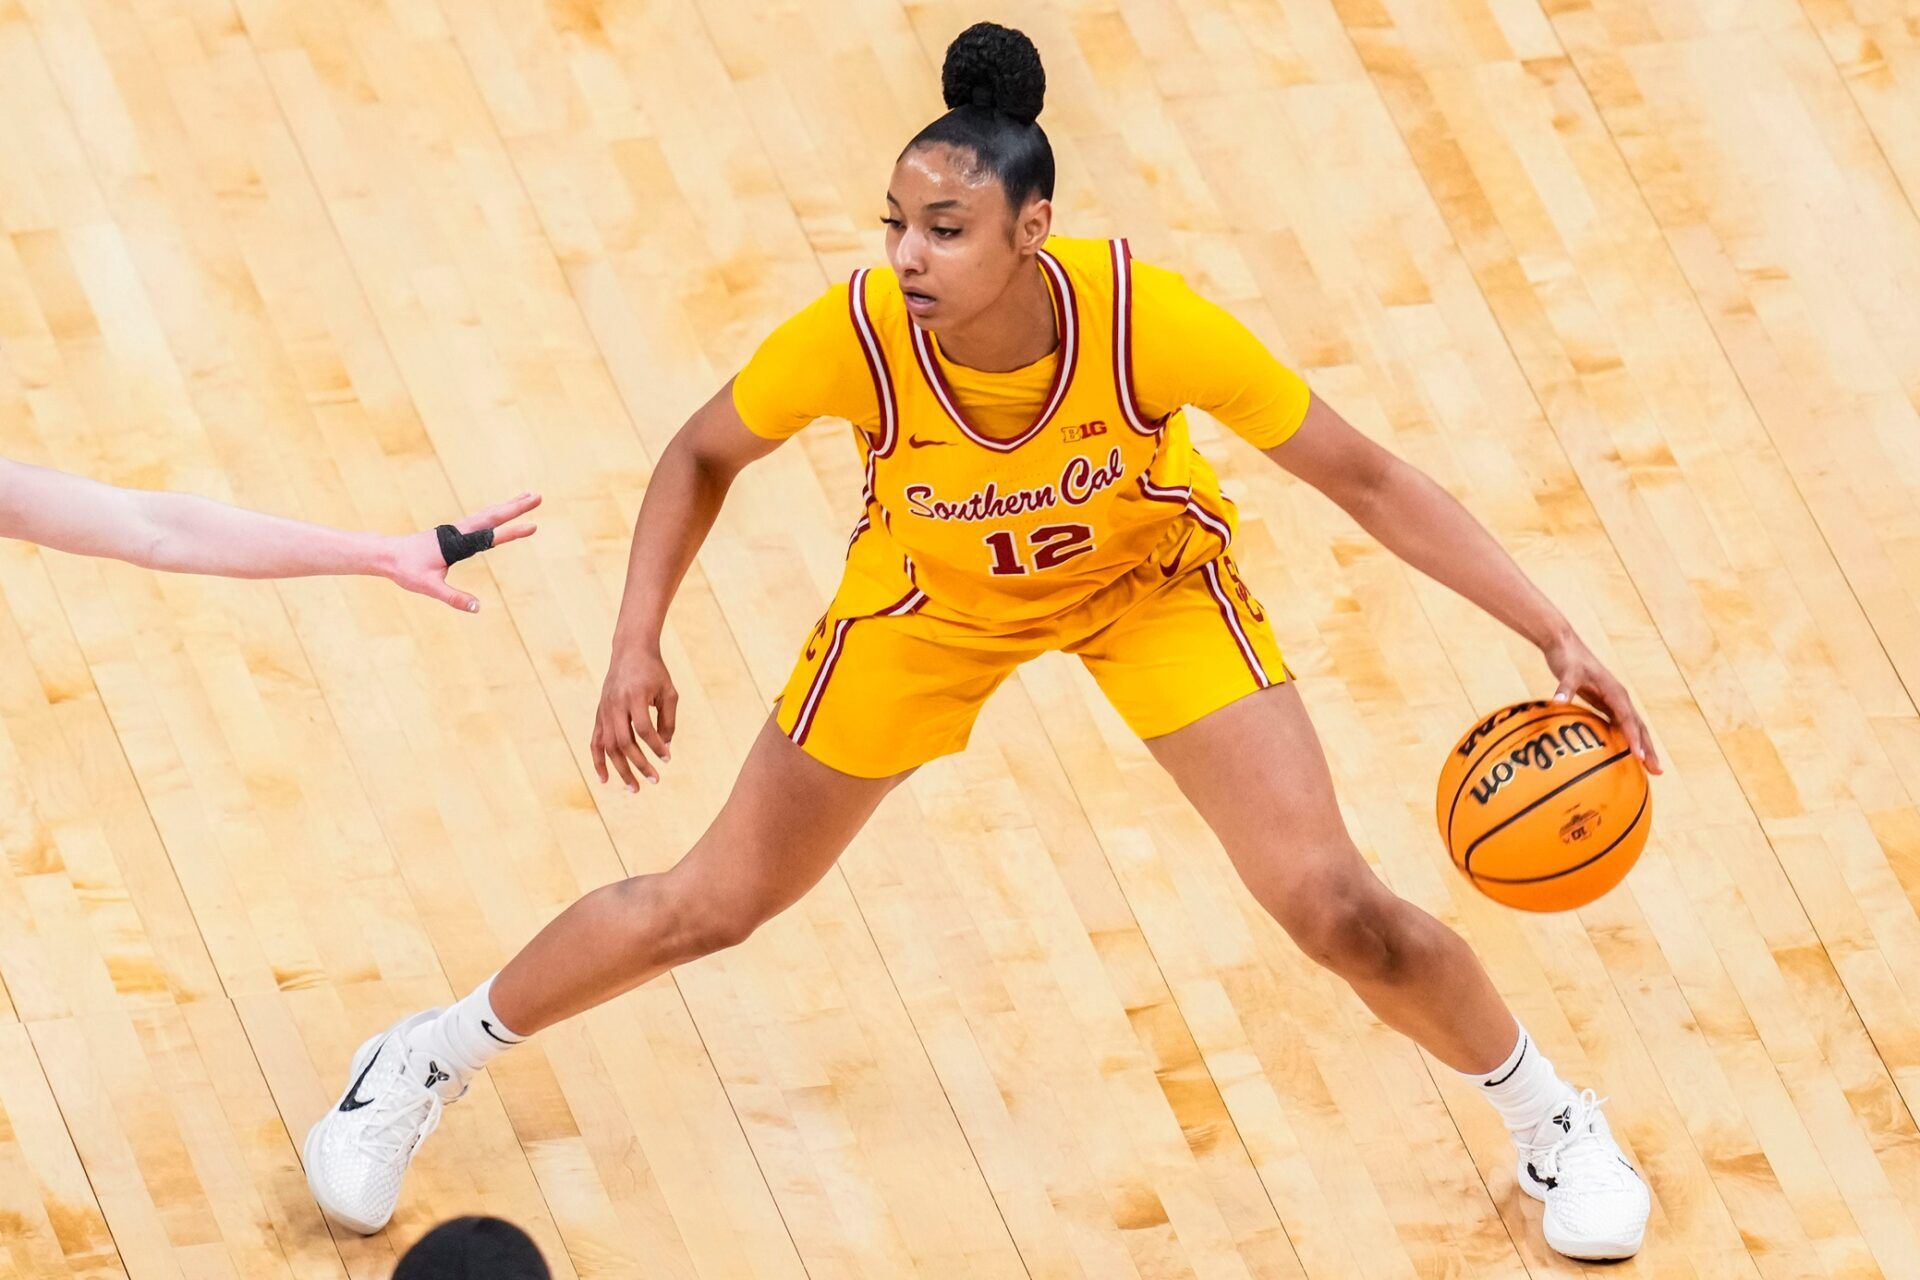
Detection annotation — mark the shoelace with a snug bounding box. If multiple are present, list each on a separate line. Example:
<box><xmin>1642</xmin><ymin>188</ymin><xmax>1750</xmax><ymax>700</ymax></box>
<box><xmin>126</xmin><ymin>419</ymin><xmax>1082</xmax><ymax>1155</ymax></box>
<box><xmin>353</xmin><ymin>1081</ymin><xmax>444</xmax><ymax>1164</ymax></box>
<box><xmin>1521</xmin><ymin>1089</ymin><xmax>1635</xmax><ymax>1189</ymax></box>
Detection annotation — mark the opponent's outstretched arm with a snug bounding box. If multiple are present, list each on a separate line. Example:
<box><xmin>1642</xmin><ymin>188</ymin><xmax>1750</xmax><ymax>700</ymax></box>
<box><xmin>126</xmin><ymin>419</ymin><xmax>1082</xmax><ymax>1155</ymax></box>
<box><xmin>0</xmin><ymin>457</ymin><xmax>538</xmax><ymax>613</ymax></box>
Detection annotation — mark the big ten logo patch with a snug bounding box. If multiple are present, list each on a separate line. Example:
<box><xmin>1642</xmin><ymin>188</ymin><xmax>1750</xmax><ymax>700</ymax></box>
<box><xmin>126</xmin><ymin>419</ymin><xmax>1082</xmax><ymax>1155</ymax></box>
<box><xmin>1061</xmin><ymin>420</ymin><xmax>1108</xmax><ymax>444</ymax></box>
<box><xmin>1219</xmin><ymin>554</ymin><xmax>1265</xmax><ymax>622</ymax></box>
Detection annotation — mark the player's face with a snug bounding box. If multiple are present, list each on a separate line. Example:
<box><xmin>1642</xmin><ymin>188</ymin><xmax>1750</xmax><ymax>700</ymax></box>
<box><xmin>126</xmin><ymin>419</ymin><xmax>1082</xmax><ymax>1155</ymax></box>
<box><xmin>883</xmin><ymin>145</ymin><xmax>1050</xmax><ymax>333</ymax></box>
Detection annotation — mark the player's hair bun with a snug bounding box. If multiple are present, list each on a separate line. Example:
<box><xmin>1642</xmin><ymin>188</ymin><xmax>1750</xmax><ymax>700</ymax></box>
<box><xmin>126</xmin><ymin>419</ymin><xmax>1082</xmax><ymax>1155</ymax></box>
<box><xmin>906</xmin><ymin>24</ymin><xmax>1055</xmax><ymax>205</ymax></box>
<box><xmin>941</xmin><ymin>23</ymin><xmax>1046</xmax><ymax>126</ymax></box>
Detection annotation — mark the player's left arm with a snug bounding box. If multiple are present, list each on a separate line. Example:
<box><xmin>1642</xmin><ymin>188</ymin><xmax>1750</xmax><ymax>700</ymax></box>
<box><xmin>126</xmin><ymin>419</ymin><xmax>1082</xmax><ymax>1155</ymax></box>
<box><xmin>1265</xmin><ymin>396</ymin><xmax>1661</xmax><ymax>773</ymax></box>
<box><xmin>0</xmin><ymin>458</ymin><xmax>540</xmax><ymax>612</ymax></box>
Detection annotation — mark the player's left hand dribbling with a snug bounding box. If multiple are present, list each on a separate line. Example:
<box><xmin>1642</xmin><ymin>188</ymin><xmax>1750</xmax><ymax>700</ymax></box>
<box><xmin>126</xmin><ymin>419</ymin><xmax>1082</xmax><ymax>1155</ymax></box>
<box><xmin>1542</xmin><ymin>631</ymin><xmax>1662</xmax><ymax>775</ymax></box>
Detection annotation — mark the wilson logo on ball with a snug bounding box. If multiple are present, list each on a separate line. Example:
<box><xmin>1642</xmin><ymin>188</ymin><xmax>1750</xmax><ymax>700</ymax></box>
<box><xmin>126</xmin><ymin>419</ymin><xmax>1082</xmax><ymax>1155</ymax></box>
<box><xmin>1467</xmin><ymin>720</ymin><xmax>1606</xmax><ymax>806</ymax></box>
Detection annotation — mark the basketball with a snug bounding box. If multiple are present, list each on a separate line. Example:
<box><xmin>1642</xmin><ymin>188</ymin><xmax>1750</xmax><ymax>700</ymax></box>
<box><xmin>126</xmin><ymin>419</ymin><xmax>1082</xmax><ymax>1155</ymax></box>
<box><xmin>1437</xmin><ymin>701</ymin><xmax>1651</xmax><ymax>912</ymax></box>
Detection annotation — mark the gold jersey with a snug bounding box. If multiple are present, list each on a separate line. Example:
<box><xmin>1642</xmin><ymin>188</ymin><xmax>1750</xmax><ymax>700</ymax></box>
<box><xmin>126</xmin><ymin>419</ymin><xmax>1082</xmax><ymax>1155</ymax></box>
<box><xmin>736</xmin><ymin>236</ymin><xmax>1311</xmax><ymax>621</ymax></box>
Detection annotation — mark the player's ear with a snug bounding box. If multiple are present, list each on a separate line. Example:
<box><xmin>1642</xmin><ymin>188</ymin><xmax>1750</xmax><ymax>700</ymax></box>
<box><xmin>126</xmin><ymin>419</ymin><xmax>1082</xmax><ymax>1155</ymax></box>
<box><xmin>1013</xmin><ymin>195</ymin><xmax>1051</xmax><ymax>254</ymax></box>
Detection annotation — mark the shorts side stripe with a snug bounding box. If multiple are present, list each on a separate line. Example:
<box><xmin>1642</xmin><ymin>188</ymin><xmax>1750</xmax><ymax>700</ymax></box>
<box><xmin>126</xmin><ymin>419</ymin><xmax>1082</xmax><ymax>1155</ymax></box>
<box><xmin>792</xmin><ymin>618</ymin><xmax>854</xmax><ymax>746</ymax></box>
<box><xmin>788</xmin><ymin>590</ymin><xmax>928</xmax><ymax>747</ymax></box>
<box><xmin>1202</xmin><ymin>561</ymin><xmax>1271</xmax><ymax>689</ymax></box>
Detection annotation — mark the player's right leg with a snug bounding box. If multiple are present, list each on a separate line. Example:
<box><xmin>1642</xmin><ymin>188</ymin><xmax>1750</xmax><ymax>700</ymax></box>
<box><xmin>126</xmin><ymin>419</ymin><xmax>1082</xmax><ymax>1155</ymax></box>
<box><xmin>303</xmin><ymin>716</ymin><xmax>908</xmax><ymax>1234</ymax></box>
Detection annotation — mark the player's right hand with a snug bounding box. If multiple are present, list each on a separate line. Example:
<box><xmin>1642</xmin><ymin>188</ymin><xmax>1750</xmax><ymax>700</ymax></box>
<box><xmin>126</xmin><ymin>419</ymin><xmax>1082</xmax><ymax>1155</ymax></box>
<box><xmin>591</xmin><ymin>644</ymin><xmax>677</xmax><ymax>790</ymax></box>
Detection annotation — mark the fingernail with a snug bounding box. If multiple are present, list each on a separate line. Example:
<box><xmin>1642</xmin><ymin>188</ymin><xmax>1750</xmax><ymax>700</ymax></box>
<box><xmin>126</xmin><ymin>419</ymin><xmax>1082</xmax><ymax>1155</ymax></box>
<box><xmin>647</xmin><ymin>775</ymin><xmax>658</xmax><ymax>786</ymax></box>
<box><xmin>468</xmin><ymin>601</ymin><xmax>480</xmax><ymax>613</ymax></box>
<box><xmin>627</xmin><ymin>783</ymin><xmax>638</xmax><ymax>793</ymax></box>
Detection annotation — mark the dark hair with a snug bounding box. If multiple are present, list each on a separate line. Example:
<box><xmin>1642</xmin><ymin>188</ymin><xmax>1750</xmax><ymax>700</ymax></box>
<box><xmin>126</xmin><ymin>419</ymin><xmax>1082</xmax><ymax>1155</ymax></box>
<box><xmin>393</xmin><ymin>1217</ymin><xmax>551</xmax><ymax>1280</ymax></box>
<box><xmin>903</xmin><ymin>23</ymin><xmax>1054</xmax><ymax>209</ymax></box>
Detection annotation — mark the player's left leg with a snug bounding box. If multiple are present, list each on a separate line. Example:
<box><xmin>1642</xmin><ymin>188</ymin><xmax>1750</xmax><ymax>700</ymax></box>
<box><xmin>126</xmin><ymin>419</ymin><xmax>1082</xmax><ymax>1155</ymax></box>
<box><xmin>1147</xmin><ymin>684</ymin><xmax>1649</xmax><ymax>1261</ymax></box>
<box><xmin>1148</xmin><ymin>683</ymin><xmax>1514</xmax><ymax>1067</ymax></box>
<box><xmin>1076</xmin><ymin>555</ymin><xmax>1649</xmax><ymax>1260</ymax></box>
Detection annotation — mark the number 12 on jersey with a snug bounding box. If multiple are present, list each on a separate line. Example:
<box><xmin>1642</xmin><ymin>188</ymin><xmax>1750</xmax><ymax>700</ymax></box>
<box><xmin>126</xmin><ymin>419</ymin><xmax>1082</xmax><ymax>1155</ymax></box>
<box><xmin>984</xmin><ymin>524</ymin><xmax>1094</xmax><ymax>576</ymax></box>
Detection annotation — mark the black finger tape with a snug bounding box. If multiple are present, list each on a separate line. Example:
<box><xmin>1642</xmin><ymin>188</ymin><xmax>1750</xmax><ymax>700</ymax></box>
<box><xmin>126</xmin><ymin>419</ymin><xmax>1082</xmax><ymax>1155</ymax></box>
<box><xmin>436</xmin><ymin>524</ymin><xmax>496</xmax><ymax>565</ymax></box>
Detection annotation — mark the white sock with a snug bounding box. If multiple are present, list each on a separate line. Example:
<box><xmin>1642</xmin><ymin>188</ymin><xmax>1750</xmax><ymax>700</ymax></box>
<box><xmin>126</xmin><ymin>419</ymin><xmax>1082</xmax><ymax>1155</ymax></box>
<box><xmin>1463</xmin><ymin>1023</ymin><xmax>1571</xmax><ymax>1136</ymax></box>
<box><xmin>406</xmin><ymin>973</ymin><xmax>526</xmax><ymax>1086</ymax></box>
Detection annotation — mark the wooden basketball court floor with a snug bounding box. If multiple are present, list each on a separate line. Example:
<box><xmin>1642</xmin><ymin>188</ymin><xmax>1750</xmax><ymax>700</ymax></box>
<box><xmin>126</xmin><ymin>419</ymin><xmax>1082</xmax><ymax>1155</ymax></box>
<box><xmin>5</xmin><ymin>0</ymin><xmax>1920</xmax><ymax>1275</ymax></box>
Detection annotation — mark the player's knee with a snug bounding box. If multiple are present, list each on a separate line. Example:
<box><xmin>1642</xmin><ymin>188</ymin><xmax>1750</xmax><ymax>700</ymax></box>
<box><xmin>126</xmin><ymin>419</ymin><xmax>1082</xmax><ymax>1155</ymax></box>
<box><xmin>666</xmin><ymin>892</ymin><xmax>763</xmax><ymax>957</ymax></box>
<box><xmin>604</xmin><ymin>873</ymin><xmax>769</xmax><ymax>963</ymax></box>
<box><xmin>1286</xmin><ymin>874</ymin><xmax>1413</xmax><ymax>985</ymax></box>
<box><xmin>672</xmin><ymin>877</ymin><xmax>784</xmax><ymax>957</ymax></box>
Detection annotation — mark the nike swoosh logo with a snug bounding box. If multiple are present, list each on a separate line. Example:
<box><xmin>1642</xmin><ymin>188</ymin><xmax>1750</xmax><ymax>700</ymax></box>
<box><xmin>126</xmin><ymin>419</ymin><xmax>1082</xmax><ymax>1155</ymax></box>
<box><xmin>1159</xmin><ymin>550</ymin><xmax>1184</xmax><ymax>578</ymax></box>
<box><xmin>339</xmin><ymin>1041</ymin><xmax>385</xmax><ymax>1112</ymax></box>
<box><xmin>481</xmin><ymin>1019</ymin><xmax>518</xmax><ymax>1046</ymax></box>
<box><xmin>907</xmin><ymin>435</ymin><xmax>952</xmax><ymax>449</ymax></box>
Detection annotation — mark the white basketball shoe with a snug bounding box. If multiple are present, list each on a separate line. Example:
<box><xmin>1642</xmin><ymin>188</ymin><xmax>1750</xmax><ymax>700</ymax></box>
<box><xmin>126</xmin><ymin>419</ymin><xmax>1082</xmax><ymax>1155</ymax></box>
<box><xmin>1516</xmin><ymin>1088</ymin><xmax>1650</xmax><ymax>1260</ymax></box>
<box><xmin>304</xmin><ymin>1010</ymin><xmax>465</xmax><ymax>1234</ymax></box>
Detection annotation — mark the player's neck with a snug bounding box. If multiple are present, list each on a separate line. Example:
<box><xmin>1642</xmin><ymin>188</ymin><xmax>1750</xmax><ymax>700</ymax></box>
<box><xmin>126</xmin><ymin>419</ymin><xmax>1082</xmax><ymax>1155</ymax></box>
<box><xmin>932</xmin><ymin>258</ymin><xmax>1057</xmax><ymax>373</ymax></box>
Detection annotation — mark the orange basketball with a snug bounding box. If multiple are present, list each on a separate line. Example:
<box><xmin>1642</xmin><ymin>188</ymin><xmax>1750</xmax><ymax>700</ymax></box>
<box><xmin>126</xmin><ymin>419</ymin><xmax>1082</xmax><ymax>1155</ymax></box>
<box><xmin>1436</xmin><ymin>701</ymin><xmax>1650</xmax><ymax>912</ymax></box>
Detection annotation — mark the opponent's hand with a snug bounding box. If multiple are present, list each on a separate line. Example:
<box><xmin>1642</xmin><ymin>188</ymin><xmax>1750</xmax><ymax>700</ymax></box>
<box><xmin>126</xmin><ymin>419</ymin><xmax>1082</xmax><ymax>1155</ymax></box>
<box><xmin>592</xmin><ymin>643</ymin><xmax>677</xmax><ymax>790</ymax></box>
<box><xmin>1542</xmin><ymin>631</ymin><xmax>1662</xmax><ymax>775</ymax></box>
<box><xmin>388</xmin><ymin>492</ymin><xmax>541</xmax><ymax>610</ymax></box>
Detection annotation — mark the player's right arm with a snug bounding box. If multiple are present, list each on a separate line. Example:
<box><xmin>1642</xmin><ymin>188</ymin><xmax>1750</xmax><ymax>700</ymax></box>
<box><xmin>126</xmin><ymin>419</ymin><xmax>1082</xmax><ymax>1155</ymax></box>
<box><xmin>593</xmin><ymin>382</ymin><xmax>782</xmax><ymax>790</ymax></box>
<box><xmin>593</xmin><ymin>283</ymin><xmax>878</xmax><ymax>791</ymax></box>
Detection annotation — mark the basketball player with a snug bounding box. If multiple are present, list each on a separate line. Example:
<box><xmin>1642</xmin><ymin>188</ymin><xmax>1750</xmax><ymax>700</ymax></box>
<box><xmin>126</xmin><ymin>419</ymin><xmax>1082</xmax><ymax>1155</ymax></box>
<box><xmin>307</xmin><ymin>24</ymin><xmax>1661</xmax><ymax>1261</ymax></box>
<box><xmin>0</xmin><ymin>458</ymin><xmax>538</xmax><ymax>607</ymax></box>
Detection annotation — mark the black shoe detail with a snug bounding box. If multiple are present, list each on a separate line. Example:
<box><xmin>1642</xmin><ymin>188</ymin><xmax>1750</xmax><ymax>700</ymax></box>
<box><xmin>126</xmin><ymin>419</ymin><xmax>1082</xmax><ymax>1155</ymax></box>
<box><xmin>1551</xmin><ymin>1106</ymin><xmax>1573</xmax><ymax>1133</ymax></box>
<box><xmin>1527</xmin><ymin>1161</ymin><xmax>1558</xmax><ymax>1190</ymax></box>
<box><xmin>339</xmin><ymin>1042</ymin><xmax>385</xmax><ymax>1112</ymax></box>
<box><xmin>424</xmin><ymin>1061</ymin><xmax>450</xmax><ymax>1090</ymax></box>
<box><xmin>1483</xmin><ymin>1035</ymin><xmax>1529</xmax><ymax>1088</ymax></box>
<box><xmin>481</xmin><ymin>1019</ymin><xmax>521</xmax><ymax>1046</ymax></box>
